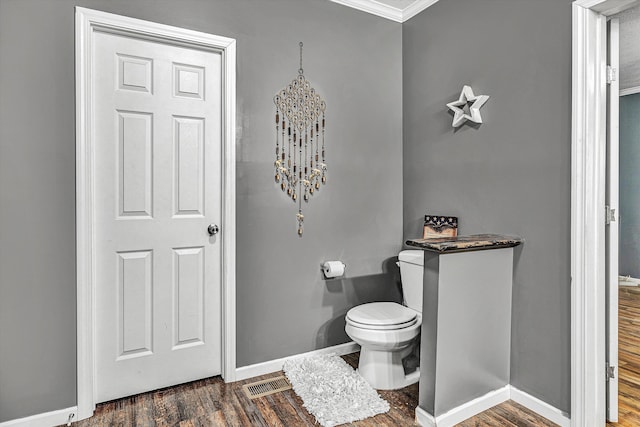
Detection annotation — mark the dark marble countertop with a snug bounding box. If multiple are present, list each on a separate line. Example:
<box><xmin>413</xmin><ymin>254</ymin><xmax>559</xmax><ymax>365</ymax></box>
<box><xmin>406</xmin><ymin>234</ymin><xmax>523</xmax><ymax>254</ymax></box>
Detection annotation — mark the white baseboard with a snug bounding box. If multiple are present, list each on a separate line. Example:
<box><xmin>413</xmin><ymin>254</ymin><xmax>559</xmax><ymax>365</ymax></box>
<box><xmin>235</xmin><ymin>341</ymin><xmax>360</xmax><ymax>381</ymax></box>
<box><xmin>415</xmin><ymin>385</ymin><xmax>570</xmax><ymax>427</ymax></box>
<box><xmin>620</xmin><ymin>85</ymin><xmax>640</xmax><ymax>97</ymax></box>
<box><xmin>0</xmin><ymin>406</ymin><xmax>78</xmax><ymax>427</ymax></box>
<box><xmin>437</xmin><ymin>385</ymin><xmax>510</xmax><ymax>427</ymax></box>
<box><xmin>415</xmin><ymin>386</ymin><xmax>510</xmax><ymax>427</ymax></box>
<box><xmin>510</xmin><ymin>386</ymin><xmax>570</xmax><ymax>427</ymax></box>
<box><xmin>619</xmin><ymin>275</ymin><xmax>640</xmax><ymax>286</ymax></box>
<box><xmin>415</xmin><ymin>406</ymin><xmax>437</xmax><ymax>427</ymax></box>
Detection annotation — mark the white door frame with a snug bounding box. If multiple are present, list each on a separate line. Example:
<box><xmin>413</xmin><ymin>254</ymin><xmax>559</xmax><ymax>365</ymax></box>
<box><xmin>605</xmin><ymin>17</ymin><xmax>620</xmax><ymax>422</ymax></box>
<box><xmin>75</xmin><ymin>7</ymin><xmax>236</xmax><ymax>420</ymax></box>
<box><xmin>571</xmin><ymin>0</ymin><xmax>637</xmax><ymax>424</ymax></box>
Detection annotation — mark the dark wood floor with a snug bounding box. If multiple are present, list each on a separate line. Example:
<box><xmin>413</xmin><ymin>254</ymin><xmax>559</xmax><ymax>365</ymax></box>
<box><xmin>607</xmin><ymin>286</ymin><xmax>640</xmax><ymax>426</ymax></box>
<box><xmin>66</xmin><ymin>352</ymin><xmax>558</xmax><ymax>426</ymax></box>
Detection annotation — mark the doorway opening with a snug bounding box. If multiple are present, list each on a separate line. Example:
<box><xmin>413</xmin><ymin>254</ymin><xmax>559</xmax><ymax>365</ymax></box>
<box><xmin>571</xmin><ymin>0</ymin><xmax>640</xmax><ymax>425</ymax></box>
<box><xmin>608</xmin><ymin>5</ymin><xmax>640</xmax><ymax>425</ymax></box>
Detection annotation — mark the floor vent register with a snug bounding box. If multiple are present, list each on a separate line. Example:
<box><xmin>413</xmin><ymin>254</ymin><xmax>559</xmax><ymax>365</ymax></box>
<box><xmin>242</xmin><ymin>375</ymin><xmax>292</xmax><ymax>399</ymax></box>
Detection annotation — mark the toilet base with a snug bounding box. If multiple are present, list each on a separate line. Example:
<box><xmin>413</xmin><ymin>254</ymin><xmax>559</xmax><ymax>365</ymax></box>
<box><xmin>357</xmin><ymin>346</ymin><xmax>420</xmax><ymax>390</ymax></box>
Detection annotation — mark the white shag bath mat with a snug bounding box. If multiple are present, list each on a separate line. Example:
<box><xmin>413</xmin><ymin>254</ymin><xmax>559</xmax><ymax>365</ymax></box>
<box><xmin>283</xmin><ymin>353</ymin><xmax>390</xmax><ymax>427</ymax></box>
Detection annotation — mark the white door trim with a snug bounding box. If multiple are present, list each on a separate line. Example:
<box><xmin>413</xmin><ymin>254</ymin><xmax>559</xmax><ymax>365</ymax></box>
<box><xmin>75</xmin><ymin>7</ymin><xmax>236</xmax><ymax>420</ymax></box>
<box><xmin>605</xmin><ymin>17</ymin><xmax>620</xmax><ymax>422</ymax></box>
<box><xmin>571</xmin><ymin>0</ymin><xmax>633</xmax><ymax>424</ymax></box>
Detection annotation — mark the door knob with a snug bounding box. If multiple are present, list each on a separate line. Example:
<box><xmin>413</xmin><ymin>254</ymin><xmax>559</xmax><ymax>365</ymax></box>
<box><xmin>208</xmin><ymin>224</ymin><xmax>220</xmax><ymax>236</ymax></box>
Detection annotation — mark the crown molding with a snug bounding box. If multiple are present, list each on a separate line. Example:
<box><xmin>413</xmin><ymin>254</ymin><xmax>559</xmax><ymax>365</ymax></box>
<box><xmin>329</xmin><ymin>0</ymin><xmax>439</xmax><ymax>23</ymax></box>
<box><xmin>575</xmin><ymin>0</ymin><xmax>639</xmax><ymax>15</ymax></box>
<box><xmin>402</xmin><ymin>0</ymin><xmax>440</xmax><ymax>21</ymax></box>
<box><xmin>330</xmin><ymin>0</ymin><xmax>403</xmax><ymax>22</ymax></box>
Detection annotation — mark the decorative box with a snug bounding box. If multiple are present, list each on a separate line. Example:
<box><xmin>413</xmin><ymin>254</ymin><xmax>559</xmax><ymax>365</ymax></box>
<box><xmin>423</xmin><ymin>215</ymin><xmax>458</xmax><ymax>239</ymax></box>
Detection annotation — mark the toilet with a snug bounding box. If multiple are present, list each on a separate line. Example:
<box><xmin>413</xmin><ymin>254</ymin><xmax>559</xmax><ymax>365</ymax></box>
<box><xmin>345</xmin><ymin>250</ymin><xmax>424</xmax><ymax>390</ymax></box>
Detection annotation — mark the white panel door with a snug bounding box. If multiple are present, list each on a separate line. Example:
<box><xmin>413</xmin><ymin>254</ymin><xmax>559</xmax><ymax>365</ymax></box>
<box><xmin>606</xmin><ymin>17</ymin><xmax>619</xmax><ymax>423</ymax></box>
<box><xmin>93</xmin><ymin>30</ymin><xmax>222</xmax><ymax>403</ymax></box>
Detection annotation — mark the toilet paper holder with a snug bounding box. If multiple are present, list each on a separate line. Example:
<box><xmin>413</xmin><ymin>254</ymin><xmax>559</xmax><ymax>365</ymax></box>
<box><xmin>321</xmin><ymin>261</ymin><xmax>346</xmax><ymax>279</ymax></box>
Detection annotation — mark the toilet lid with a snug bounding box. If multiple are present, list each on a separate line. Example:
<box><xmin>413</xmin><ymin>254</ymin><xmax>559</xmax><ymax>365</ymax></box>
<box><xmin>346</xmin><ymin>302</ymin><xmax>418</xmax><ymax>328</ymax></box>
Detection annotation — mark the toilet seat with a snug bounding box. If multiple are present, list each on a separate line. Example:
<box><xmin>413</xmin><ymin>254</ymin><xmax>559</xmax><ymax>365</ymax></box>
<box><xmin>347</xmin><ymin>317</ymin><xmax>419</xmax><ymax>330</ymax></box>
<box><xmin>346</xmin><ymin>302</ymin><xmax>418</xmax><ymax>330</ymax></box>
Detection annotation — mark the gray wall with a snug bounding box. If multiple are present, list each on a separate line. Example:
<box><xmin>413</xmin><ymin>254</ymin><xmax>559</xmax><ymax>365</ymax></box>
<box><xmin>0</xmin><ymin>0</ymin><xmax>403</xmax><ymax>421</ymax></box>
<box><xmin>403</xmin><ymin>0</ymin><xmax>572</xmax><ymax>413</ymax></box>
<box><xmin>620</xmin><ymin>93</ymin><xmax>640</xmax><ymax>278</ymax></box>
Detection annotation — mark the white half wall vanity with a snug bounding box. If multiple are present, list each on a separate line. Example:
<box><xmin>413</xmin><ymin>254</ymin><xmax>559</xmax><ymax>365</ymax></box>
<box><xmin>406</xmin><ymin>234</ymin><xmax>523</xmax><ymax>427</ymax></box>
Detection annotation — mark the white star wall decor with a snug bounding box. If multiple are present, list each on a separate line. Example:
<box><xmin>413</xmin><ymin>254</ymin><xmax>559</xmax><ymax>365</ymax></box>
<box><xmin>446</xmin><ymin>85</ymin><xmax>489</xmax><ymax>128</ymax></box>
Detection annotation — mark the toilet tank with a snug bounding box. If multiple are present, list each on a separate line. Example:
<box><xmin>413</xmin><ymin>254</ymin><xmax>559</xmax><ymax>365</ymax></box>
<box><xmin>398</xmin><ymin>250</ymin><xmax>424</xmax><ymax>313</ymax></box>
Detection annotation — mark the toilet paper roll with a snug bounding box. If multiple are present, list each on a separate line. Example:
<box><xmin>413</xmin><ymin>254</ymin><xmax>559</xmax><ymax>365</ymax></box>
<box><xmin>322</xmin><ymin>261</ymin><xmax>345</xmax><ymax>278</ymax></box>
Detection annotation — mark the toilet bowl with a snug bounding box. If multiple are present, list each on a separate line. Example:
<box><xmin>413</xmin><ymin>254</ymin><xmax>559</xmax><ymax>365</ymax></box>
<box><xmin>344</xmin><ymin>250</ymin><xmax>424</xmax><ymax>390</ymax></box>
<box><xmin>345</xmin><ymin>301</ymin><xmax>421</xmax><ymax>390</ymax></box>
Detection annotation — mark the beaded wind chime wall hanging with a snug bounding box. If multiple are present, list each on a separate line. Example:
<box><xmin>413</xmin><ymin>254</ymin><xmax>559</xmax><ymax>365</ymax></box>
<box><xmin>273</xmin><ymin>42</ymin><xmax>327</xmax><ymax>237</ymax></box>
